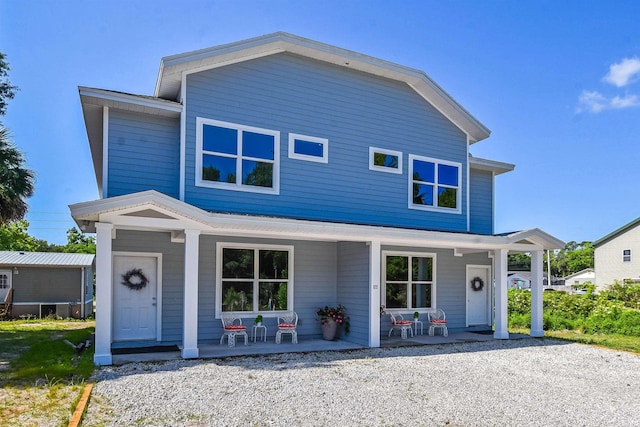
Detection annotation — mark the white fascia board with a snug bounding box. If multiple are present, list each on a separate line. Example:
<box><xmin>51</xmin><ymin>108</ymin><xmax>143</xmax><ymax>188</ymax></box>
<box><xmin>505</xmin><ymin>228</ymin><xmax>565</xmax><ymax>250</ymax></box>
<box><xmin>153</xmin><ymin>32</ymin><xmax>490</xmax><ymax>143</ymax></box>
<box><xmin>469</xmin><ymin>156</ymin><xmax>515</xmax><ymax>175</ymax></box>
<box><xmin>79</xmin><ymin>87</ymin><xmax>182</xmax><ymax>115</ymax></box>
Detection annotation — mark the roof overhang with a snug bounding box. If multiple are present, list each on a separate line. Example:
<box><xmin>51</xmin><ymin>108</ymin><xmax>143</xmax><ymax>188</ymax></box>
<box><xmin>469</xmin><ymin>156</ymin><xmax>515</xmax><ymax>175</ymax></box>
<box><xmin>70</xmin><ymin>190</ymin><xmax>564</xmax><ymax>252</ymax></box>
<box><xmin>154</xmin><ymin>32</ymin><xmax>490</xmax><ymax>144</ymax></box>
<box><xmin>78</xmin><ymin>87</ymin><xmax>182</xmax><ymax>194</ymax></box>
<box><xmin>592</xmin><ymin>216</ymin><xmax>640</xmax><ymax>247</ymax></box>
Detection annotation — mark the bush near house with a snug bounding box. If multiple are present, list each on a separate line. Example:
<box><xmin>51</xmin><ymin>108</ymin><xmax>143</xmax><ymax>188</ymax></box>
<box><xmin>508</xmin><ymin>284</ymin><xmax>640</xmax><ymax>336</ymax></box>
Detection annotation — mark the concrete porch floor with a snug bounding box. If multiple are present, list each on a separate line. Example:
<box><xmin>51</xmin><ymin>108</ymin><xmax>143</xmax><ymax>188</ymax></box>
<box><xmin>110</xmin><ymin>331</ymin><xmax>531</xmax><ymax>365</ymax></box>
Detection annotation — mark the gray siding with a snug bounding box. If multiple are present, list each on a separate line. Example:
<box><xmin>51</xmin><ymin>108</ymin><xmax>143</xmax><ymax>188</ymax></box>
<box><xmin>12</xmin><ymin>267</ymin><xmax>81</xmax><ymax>302</ymax></box>
<box><xmin>108</xmin><ymin>110</ymin><xmax>180</xmax><ymax>198</ymax></box>
<box><xmin>469</xmin><ymin>169</ymin><xmax>493</xmax><ymax>234</ymax></box>
<box><xmin>113</xmin><ymin>230</ymin><xmax>185</xmax><ymax>343</ymax></box>
<box><xmin>184</xmin><ymin>52</ymin><xmax>468</xmax><ymax>233</ymax></box>
<box><xmin>337</xmin><ymin>242</ymin><xmax>370</xmax><ymax>345</ymax></box>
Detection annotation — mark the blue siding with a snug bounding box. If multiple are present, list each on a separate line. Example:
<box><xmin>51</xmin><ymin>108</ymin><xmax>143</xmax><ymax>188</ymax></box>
<box><xmin>469</xmin><ymin>169</ymin><xmax>494</xmax><ymax>234</ymax></box>
<box><xmin>380</xmin><ymin>246</ymin><xmax>492</xmax><ymax>335</ymax></box>
<box><xmin>184</xmin><ymin>53</ymin><xmax>469</xmax><ymax>233</ymax></box>
<box><xmin>337</xmin><ymin>242</ymin><xmax>370</xmax><ymax>345</ymax></box>
<box><xmin>108</xmin><ymin>110</ymin><xmax>180</xmax><ymax>198</ymax></box>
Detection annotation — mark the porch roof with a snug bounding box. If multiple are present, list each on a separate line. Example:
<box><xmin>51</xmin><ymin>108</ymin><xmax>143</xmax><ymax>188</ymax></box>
<box><xmin>70</xmin><ymin>190</ymin><xmax>564</xmax><ymax>252</ymax></box>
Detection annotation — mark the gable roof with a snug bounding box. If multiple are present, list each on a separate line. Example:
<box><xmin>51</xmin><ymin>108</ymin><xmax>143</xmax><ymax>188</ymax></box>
<box><xmin>0</xmin><ymin>251</ymin><xmax>95</xmax><ymax>268</ymax></box>
<box><xmin>155</xmin><ymin>32</ymin><xmax>490</xmax><ymax>144</ymax></box>
<box><xmin>593</xmin><ymin>217</ymin><xmax>640</xmax><ymax>247</ymax></box>
<box><xmin>563</xmin><ymin>268</ymin><xmax>595</xmax><ymax>281</ymax></box>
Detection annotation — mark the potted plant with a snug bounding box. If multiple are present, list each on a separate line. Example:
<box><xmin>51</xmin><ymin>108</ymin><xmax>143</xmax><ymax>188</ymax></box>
<box><xmin>254</xmin><ymin>315</ymin><xmax>263</xmax><ymax>326</ymax></box>
<box><xmin>316</xmin><ymin>304</ymin><xmax>350</xmax><ymax>340</ymax></box>
<box><xmin>413</xmin><ymin>311</ymin><xmax>419</xmax><ymax>320</ymax></box>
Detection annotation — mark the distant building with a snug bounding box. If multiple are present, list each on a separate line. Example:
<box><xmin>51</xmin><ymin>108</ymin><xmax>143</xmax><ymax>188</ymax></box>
<box><xmin>562</xmin><ymin>268</ymin><xmax>595</xmax><ymax>287</ymax></box>
<box><xmin>593</xmin><ymin>217</ymin><xmax>640</xmax><ymax>289</ymax></box>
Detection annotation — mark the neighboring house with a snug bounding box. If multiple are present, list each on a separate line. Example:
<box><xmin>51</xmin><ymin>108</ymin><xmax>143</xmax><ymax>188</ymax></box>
<box><xmin>593</xmin><ymin>217</ymin><xmax>640</xmax><ymax>289</ymax></box>
<box><xmin>0</xmin><ymin>251</ymin><xmax>94</xmax><ymax>318</ymax></box>
<box><xmin>70</xmin><ymin>32</ymin><xmax>564</xmax><ymax>365</ymax></box>
<box><xmin>507</xmin><ymin>272</ymin><xmax>531</xmax><ymax>289</ymax></box>
<box><xmin>562</xmin><ymin>268</ymin><xmax>595</xmax><ymax>287</ymax></box>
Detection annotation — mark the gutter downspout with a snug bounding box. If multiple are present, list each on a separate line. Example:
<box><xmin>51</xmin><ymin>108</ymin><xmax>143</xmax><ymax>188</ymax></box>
<box><xmin>81</xmin><ymin>267</ymin><xmax>86</xmax><ymax>319</ymax></box>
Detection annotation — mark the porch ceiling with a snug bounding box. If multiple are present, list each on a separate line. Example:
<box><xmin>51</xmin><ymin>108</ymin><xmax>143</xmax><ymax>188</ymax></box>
<box><xmin>70</xmin><ymin>190</ymin><xmax>564</xmax><ymax>251</ymax></box>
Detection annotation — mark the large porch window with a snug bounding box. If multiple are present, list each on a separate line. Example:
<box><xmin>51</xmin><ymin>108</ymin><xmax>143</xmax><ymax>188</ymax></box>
<box><xmin>216</xmin><ymin>243</ymin><xmax>293</xmax><ymax>315</ymax></box>
<box><xmin>382</xmin><ymin>251</ymin><xmax>436</xmax><ymax>310</ymax></box>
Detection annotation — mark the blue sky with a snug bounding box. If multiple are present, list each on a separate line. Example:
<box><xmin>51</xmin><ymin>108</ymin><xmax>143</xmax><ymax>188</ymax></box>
<box><xmin>1</xmin><ymin>0</ymin><xmax>639</xmax><ymax>245</ymax></box>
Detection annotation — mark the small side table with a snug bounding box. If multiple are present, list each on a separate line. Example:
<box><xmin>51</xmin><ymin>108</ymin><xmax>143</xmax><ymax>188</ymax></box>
<box><xmin>252</xmin><ymin>324</ymin><xmax>267</xmax><ymax>342</ymax></box>
<box><xmin>413</xmin><ymin>319</ymin><xmax>423</xmax><ymax>336</ymax></box>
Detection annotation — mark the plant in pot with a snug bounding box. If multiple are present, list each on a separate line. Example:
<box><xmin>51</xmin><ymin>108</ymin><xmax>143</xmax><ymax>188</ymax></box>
<box><xmin>316</xmin><ymin>304</ymin><xmax>350</xmax><ymax>340</ymax></box>
<box><xmin>413</xmin><ymin>311</ymin><xmax>419</xmax><ymax>320</ymax></box>
<box><xmin>254</xmin><ymin>315</ymin><xmax>263</xmax><ymax>326</ymax></box>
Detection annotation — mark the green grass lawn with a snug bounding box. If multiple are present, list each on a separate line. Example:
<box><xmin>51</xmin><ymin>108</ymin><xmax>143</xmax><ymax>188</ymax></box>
<box><xmin>0</xmin><ymin>319</ymin><xmax>95</xmax><ymax>426</ymax></box>
<box><xmin>510</xmin><ymin>327</ymin><xmax>640</xmax><ymax>354</ymax></box>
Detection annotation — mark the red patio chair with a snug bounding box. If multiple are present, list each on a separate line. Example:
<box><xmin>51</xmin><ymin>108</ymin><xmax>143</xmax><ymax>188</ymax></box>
<box><xmin>388</xmin><ymin>312</ymin><xmax>414</xmax><ymax>339</ymax></box>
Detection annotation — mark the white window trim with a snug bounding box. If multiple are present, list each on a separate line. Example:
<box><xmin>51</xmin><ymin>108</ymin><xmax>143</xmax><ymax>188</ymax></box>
<box><xmin>408</xmin><ymin>154</ymin><xmax>462</xmax><ymax>214</ymax></box>
<box><xmin>381</xmin><ymin>250</ymin><xmax>437</xmax><ymax>313</ymax></box>
<box><xmin>215</xmin><ymin>242</ymin><xmax>294</xmax><ymax>319</ymax></box>
<box><xmin>288</xmin><ymin>133</ymin><xmax>329</xmax><ymax>163</ymax></box>
<box><xmin>369</xmin><ymin>147</ymin><xmax>403</xmax><ymax>174</ymax></box>
<box><xmin>196</xmin><ymin>117</ymin><xmax>280</xmax><ymax>195</ymax></box>
<box><xmin>623</xmin><ymin>249</ymin><xmax>631</xmax><ymax>262</ymax></box>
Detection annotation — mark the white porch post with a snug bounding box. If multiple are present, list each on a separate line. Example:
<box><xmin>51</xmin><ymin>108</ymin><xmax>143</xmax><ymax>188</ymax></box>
<box><xmin>368</xmin><ymin>240</ymin><xmax>381</xmax><ymax>347</ymax></box>
<box><xmin>530</xmin><ymin>250</ymin><xmax>544</xmax><ymax>337</ymax></box>
<box><xmin>182</xmin><ymin>229</ymin><xmax>200</xmax><ymax>359</ymax></box>
<box><xmin>94</xmin><ymin>222</ymin><xmax>114</xmax><ymax>365</ymax></box>
<box><xmin>494</xmin><ymin>248</ymin><xmax>509</xmax><ymax>339</ymax></box>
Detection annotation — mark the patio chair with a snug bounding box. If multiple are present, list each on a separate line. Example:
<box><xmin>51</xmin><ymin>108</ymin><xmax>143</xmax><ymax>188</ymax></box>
<box><xmin>275</xmin><ymin>311</ymin><xmax>298</xmax><ymax>344</ymax></box>
<box><xmin>428</xmin><ymin>308</ymin><xmax>448</xmax><ymax>337</ymax></box>
<box><xmin>220</xmin><ymin>314</ymin><xmax>248</xmax><ymax>347</ymax></box>
<box><xmin>388</xmin><ymin>312</ymin><xmax>414</xmax><ymax>339</ymax></box>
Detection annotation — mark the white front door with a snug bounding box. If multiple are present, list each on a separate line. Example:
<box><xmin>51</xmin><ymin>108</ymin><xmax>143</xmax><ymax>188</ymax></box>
<box><xmin>113</xmin><ymin>254</ymin><xmax>160</xmax><ymax>341</ymax></box>
<box><xmin>466</xmin><ymin>265</ymin><xmax>491</xmax><ymax>326</ymax></box>
<box><xmin>0</xmin><ymin>270</ymin><xmax>11</xmax><ymax>302</ymax></box>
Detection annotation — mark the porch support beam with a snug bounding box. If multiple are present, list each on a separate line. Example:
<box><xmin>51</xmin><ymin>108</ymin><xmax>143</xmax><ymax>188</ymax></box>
<box><xmin>182</xmin><ymin>229</ymin><xmax>200</xmax><ymax>359</ymax></box>
<box><xmin>493</xmin><ymin>248</ymin><xmax>509</xmax><ymax>339</ymax></box>
<box><xmin>94</xmin><ymin>222</ymin><xmax>114</xmax><ymax>365</ymax></box>
<box><xmin>368</xmin><ymin>240</ymin><xmax>381</xmax><ymax>347</ymax></box>
<box><xmin>530</xmin><ymin>250</ymin><xmax>544</xmax><ymax>337</ymax></box>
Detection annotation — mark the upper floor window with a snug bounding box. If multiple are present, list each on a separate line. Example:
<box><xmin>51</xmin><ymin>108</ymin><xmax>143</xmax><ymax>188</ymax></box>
<box><xmin>196</xmin><ymin>118</ymin><xmax>280</xmax><ymax>194</ymax></box>
<box><xmin>369</xmin><ymin>147</ymin><xmax>402</xmax><ymax>174</ymax></box>
<box><xmin>623</xmin><ymin>249</ymin><xmax>631</xmax><ymax>262</ymax></box>
<box><xmin>408</xmin><ymin>154</ymin><xmax>461</xmax><ymax>213</ymax></box>
<box><xmin>382</xmin><ymin>251</ymin><xmax>436</xmax><ymax>310</ymax></box>
<box><xmin>216</xmin><ymin>243</ymin><xmax>293</xmax><ymax>316</ymax></box>
<box><xmin>288</xmin><ymin>133</ymin><xmax>328</xmax><ymax>163</ymax></box>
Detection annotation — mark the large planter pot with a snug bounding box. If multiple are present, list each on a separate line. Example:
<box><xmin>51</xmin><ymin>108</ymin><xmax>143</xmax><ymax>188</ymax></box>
<box><xmin>321</xmin><ymin>318</ymin><xmax>338</xmax><ymax>340</ymax></box>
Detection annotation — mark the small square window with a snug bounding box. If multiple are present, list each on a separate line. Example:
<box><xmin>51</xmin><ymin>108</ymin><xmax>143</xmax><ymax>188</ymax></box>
<box><xmin>369</xmin><ymin>147</ymin><xmax>402</xmax><ymax>174</ymax></box>
<box><xmin>288</xmin><ymin>133</ymin><xmax>328</xmax><ymax>163</ymax></box>
<box><xmin>623</xmin><ymin>249</ymin><xmax>631</xmax><ymax>262</ymax></box>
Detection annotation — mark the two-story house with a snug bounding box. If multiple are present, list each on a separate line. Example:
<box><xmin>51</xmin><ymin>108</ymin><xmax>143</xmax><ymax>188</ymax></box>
<box><xmin>593</xmin><ymin>217</ymin><xmax>640</xmax><ymax>289</ymax></box>
<box><xmin>70</xmin><ymin>33</ymin><xmax>563</xmax><ymax>365</ymax></box>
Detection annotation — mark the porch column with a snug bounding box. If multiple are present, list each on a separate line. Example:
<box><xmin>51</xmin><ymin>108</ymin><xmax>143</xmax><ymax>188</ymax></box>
<box><xmin>368</xmin><ymin>240</ymin><xmax>382</xmax><ymax>347</ymax></box>
<box><xmin>182</xmin><ymin>229</ymin><xmax>200</xmax><ymax>359</ymax></box>
<box><xmin>493</xmin><ymin>248</ymin><xmax>509</xmax><ymax>339</ymax></box>
<box><xmin>94</xmin><ymin>222</ymin><xmax>114</xmax><ymax>365</ymax></box>
<box><xmin>530</xmin><ymin>250</ymin><xmax>544</xmax><ymax>337</ymax></box>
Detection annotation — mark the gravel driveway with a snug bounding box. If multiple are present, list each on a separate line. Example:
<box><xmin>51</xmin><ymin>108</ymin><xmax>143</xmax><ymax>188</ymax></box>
<box><xmin>83</xmin><ymin>338</ymin><xmax>640</xmax><ymax>426</ymax></box>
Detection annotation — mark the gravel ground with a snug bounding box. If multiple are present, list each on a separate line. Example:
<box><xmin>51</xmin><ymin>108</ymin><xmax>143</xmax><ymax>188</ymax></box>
<box><xmin>84</xmin><ymin>338</ymin><xmax>640</xmax><ymax>426</ymax></box>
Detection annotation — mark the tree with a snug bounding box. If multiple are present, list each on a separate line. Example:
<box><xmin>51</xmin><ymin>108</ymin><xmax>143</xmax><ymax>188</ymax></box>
<box><xmin>0</xmin><ymin>52</ymin><xmax>34</xmax><ymax>224</ymax></box>
<box><xmin>63</xmin><ymin>227</ymin><xmax>95</xmax><ymax>254</ymax></box>
<box><xmin>0</xmin><ymin>52</ymin><xmax>17</xmax><ymax>116</ymax></box>
<box><xmin>0</xmin><ymin>219</ymin><xmax>38</xmax><ymax>251</ymax></box>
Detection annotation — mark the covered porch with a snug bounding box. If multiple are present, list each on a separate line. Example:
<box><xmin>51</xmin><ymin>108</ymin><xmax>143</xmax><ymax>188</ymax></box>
<box><xmin>70</xmin><ymin>190</ymin><xmax>564</xmax><ymax>366</ymax></box>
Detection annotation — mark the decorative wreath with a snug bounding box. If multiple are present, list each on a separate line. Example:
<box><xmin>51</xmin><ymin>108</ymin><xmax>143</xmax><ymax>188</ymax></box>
<box><xmin>470</xmin><ymin>276</ymin><xmax>485</xmax><ymax>292</ymax></box>
<box><xmin>121</xmin><ymin>268</ymin><xmax>149</xmax><ymax>291</ymax></box>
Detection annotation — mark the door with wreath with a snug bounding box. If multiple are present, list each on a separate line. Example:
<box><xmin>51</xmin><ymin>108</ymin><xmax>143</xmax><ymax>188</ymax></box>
<box><xmin>466</xmin><ymin>265</ymin><xmax>491</xmax><ymax>326</ymax></box>
<box><xmin>113</xmin><ymin>253</ymin><xmax>160</xmax><ymax>341</ymax></box>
